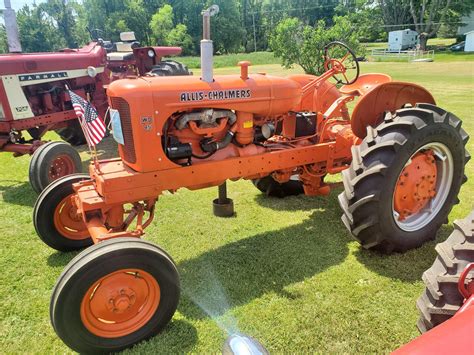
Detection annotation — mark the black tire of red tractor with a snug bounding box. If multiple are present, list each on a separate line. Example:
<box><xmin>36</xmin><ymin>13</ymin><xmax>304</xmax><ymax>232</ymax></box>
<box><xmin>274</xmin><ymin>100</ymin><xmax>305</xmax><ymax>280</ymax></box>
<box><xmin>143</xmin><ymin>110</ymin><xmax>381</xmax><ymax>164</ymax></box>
<box><xmin>28</xmin><ymin>141</ymin><xmax>82</xmax><ymax>193</ymax></box>
<box><xmin>33</xmin><ymin>174</ymin><xmax>93</xmax><ymax>251</ymax></box>
<box><xmin>252</xmin><ymin>176</ymin><xmax>304</xmax><ymax>198</ymax></box>
<box><xmin>50</xmin><ymin>238</ymin><xmax>180</xmax><ymax>353</ymax></box>
<box><xmin>149</xmin><ymin>60</ymin><xmax>191</xmax><ymax>76</ymax></box>
<box><xmin>339</xmin><ymin>103</ymin><xmax>470</xmax><ymax>253</ymax></box>
<box><xmin>55</xmin><ymin>120</ymin><xmax>87</xmax><ymax>146</ymax></box>
<box><xmin>28</xmin><ymin>142</ymin><xmax>50</xmax><ymax>194</ymax></box>
<box><xmin>416</xmin><ymin>211</ymin><xmax>474</xmax><ymax>332</ymax></box>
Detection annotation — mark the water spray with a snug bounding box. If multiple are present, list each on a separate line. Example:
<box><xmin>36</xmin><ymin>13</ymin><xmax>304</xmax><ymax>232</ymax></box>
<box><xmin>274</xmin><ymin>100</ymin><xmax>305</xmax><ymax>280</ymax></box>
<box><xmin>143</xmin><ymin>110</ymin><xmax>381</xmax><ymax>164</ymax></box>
<box><xmin>223</xmin><ymin>333</ymin><xmax>269</xmax><ymax>355</ymax></box>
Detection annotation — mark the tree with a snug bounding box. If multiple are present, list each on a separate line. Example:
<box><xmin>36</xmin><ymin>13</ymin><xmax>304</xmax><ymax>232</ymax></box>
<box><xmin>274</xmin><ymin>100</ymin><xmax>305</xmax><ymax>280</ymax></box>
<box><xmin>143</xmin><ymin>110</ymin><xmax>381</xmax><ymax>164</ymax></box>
<box><xmin>16</xmin><ymin>4</ymin><xmax>65</xmax><ymax>52</ymax></box>
<box><xmin>124</xmin><ymin>0</ymin><xmax>153</xmax><ymax>45</ymax></box>
<box><xmin>149</xmin><ymin>4</ymin><xmax>174</xmax><ymax>45</ymax></box>
<box><xmin>0</xmin><ymin>25</ymin><xmax>8</xmax><ymax>54</ymax></box>
<box><xmin>270</xmin><ymin>16</ymin><xmax>362</xmax><ymax>76</ymax></box>
<box><xmin>377</xmin><ymin>0</ymin><xmax>412</xmax><ymax>31</ymax></box>
<box><xmin>82</xmin><ymin>0</ymin><xmax>128</xmax><ymax>41</ymax></box>
<box><xmin>336</xmin><ymin>1</ymin><xmax>386</xmax><ymax>42</ymax></box>
<box><xmin>167</xmin><ymin>24</ymin><xmax>194</xmax><ymax>55</ymax></box>
<box><xmin>39</xmin><ymin>0</ymin><xmax>78</xmax><ymax>48</ymax></box>
<box><xmin>205</xmin><ymin>0</ymin><xmax>245</xmax><ymax>53</ymax></box>
<box><xmin>409</xmin><ymin>0</ymin><xmax>474</xmax><ymax>50</ymax></box>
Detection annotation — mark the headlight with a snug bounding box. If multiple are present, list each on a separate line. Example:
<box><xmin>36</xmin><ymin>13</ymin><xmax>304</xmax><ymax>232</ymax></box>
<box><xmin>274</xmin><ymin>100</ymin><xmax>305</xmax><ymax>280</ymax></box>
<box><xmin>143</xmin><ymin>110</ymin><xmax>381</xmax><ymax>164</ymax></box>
<box><xmin>147</xmin><ymin>49</ymin><xmax>155</xmax><ymax>58</ymax></box>
<box><xmin>87</xmin><ymin>66</ymin><xmax>97</xmax><ymax>78</ymax></box>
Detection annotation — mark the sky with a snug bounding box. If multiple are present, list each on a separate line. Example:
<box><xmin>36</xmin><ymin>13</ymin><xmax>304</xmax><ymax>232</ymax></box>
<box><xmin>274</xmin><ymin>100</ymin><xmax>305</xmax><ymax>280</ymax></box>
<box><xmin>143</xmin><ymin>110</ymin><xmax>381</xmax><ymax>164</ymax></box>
<box><xmin>8</xmin><ymin>0</ymin><xmax>45</xmax><ymax>10</ymax></box>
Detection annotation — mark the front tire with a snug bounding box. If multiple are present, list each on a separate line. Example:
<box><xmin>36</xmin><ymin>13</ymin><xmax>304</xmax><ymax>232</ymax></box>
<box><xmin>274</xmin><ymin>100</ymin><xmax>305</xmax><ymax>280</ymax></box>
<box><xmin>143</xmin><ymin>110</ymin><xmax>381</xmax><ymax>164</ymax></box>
<box><xmin>50</xmin><ymin>238</ymin><xmax>180</xmax><ymax>353</ymax></box>
<box><xmin>33</xmin><ymin>174</ymin><xmax>92</xmax><ymax>251</ymax></box>
<box><xmin>29</xmin><ymin>141</ymin><xmax>83</xmax><ymax>193</ymax></box>
<box><xmin>339</xmin><ymin>104</ymin><xmax>469</xmax><ymax>253</ymax></box>
<box><xmin>416</xmin><ymin>211</ymin><xmax>474</xmax><ymax>332</ymax></box>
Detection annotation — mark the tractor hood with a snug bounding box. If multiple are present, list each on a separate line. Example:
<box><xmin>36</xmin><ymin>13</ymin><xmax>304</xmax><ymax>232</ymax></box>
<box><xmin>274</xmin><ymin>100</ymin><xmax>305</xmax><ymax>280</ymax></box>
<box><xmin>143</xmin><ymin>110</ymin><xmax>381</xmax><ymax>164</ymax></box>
<box><xmin>107</xmin><ymin>73</ymin><xmax>303</xmax><ymax>117</ymax></box>
<box><xmin>106</xmin><ymin>73</ymin><xmax>304</xmax><ymax>173</ymax></box>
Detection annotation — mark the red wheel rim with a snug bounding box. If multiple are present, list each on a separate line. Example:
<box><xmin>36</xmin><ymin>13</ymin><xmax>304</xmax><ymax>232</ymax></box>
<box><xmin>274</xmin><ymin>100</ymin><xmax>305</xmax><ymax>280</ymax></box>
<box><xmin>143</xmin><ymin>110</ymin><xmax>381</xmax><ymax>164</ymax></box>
<box><xmin>80</xmin><ymin>269</ymin><xmax>160</xmax><ymax>338</ymax></box>
<box><xmin>393</xmin><ymin>150</ymin><xmax>438</xmax><ymax>221</ymax></box>
<box><xmin>53</xmin><ymin>195</ymin><xmax>89</xmax><ymax>240</ymax></box>
<box><xmin>48</xmin><ymin>154</ymin><xmax>76</xmax><ymax>181</ymax></box>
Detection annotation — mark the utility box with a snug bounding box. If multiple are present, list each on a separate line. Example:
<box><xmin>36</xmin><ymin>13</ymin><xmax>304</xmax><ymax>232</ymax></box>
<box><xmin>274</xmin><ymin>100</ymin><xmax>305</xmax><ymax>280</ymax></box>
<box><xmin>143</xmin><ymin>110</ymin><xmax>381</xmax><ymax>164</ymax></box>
<box><xmin>388</xmin><ymin>29</ymin><xmax>418</xmax><ymax>51</ymax></box>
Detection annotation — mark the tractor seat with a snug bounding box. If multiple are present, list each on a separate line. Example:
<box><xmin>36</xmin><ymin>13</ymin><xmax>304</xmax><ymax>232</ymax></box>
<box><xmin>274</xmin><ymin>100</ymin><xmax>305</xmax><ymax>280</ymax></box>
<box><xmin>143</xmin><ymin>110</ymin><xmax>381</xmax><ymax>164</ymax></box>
<box><xmin>107</xmin><ymin>52</ymin><xmax>134</xmax><ymax>61</ymax></box>
<box><xmin>340</xmin><ymin>73</ymin><xmax>392</xmax><ymax>96</ymax></box>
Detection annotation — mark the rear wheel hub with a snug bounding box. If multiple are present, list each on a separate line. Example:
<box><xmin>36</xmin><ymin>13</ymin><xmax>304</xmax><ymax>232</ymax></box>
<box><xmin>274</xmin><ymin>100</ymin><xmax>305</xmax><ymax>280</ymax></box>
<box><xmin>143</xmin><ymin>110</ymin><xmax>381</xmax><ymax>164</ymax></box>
<box><xmin>392</xmin><ymin>142</ymin><xmax>454</xmax><ymax>232</ymax></box>
<box><xmin>394</xmin><ymin>151</ymin><xmax>437</xmax><ymax>220</ymax></box>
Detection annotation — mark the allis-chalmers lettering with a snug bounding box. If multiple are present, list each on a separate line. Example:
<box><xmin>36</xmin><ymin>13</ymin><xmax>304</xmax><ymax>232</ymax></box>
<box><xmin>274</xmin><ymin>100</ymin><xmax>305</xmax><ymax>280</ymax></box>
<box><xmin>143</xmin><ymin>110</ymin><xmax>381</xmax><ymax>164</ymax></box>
<box><xmin>180</xmin><ymin>89</ymin><xmax>251</xmax><ymax>102</ymax></box>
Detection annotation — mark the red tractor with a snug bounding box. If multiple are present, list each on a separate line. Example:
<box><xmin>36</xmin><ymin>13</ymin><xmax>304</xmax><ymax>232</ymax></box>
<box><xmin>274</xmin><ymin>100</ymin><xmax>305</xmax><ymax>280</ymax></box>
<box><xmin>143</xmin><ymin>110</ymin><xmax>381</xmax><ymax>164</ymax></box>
<box><xmin>0</xmin><ymin>2</ymin><xmax>190</xmax><ymax>193</ymax></box>
<box><xmin>31</xmin><ymin>7</ymin><xmax>469</xmax><ymax>353</ymax></box>
<box><xmin>395</xmin><ymin>211</ymin><xmax>474</xmax><ymax>354</ymax></box>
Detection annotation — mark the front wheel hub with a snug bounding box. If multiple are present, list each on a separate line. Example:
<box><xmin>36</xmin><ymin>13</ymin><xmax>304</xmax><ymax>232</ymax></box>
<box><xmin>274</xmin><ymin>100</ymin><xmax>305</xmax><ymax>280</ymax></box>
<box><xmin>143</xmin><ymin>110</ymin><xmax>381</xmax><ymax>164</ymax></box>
<box><xmin>81</xmin><ymin>269</ymin><xmax>160</xmax><ymax>338</ymax></box>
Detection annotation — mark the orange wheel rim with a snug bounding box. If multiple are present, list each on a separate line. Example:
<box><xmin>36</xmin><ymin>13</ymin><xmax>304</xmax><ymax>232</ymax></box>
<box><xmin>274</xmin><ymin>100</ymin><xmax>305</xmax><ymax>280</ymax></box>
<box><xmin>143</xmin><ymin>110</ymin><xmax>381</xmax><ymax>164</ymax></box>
<box><xmin>53</xmin><ymin>195</ymin><xmax>89</xmax><ymax>240</ymax></box>
<box><xmin>394</xmin><ymin>150</ymin><xmax>437</xmax><ymax>221</ymax></box>
<box><xmin>48</xmin><ymin>154</ymin><xmax>75</xmax><ymax>180</ymax></box>
<box><xmin>80</xmin><ymin>269</ymin><xmax>160</xmax><ymax>338</ymax></box>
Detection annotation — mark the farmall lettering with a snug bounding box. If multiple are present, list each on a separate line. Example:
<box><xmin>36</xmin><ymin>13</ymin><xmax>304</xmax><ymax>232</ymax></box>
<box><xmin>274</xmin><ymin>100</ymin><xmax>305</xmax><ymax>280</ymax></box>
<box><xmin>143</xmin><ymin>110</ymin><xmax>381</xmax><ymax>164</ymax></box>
<box><xmin>180</xmin><ymin>89</ymin><xmax>252</xmax><ymax>102</ymax></box>
<box><xmin>19</xmin><ymin>71</ymin><xmax>68</xmax><ymax>82</ymax></box>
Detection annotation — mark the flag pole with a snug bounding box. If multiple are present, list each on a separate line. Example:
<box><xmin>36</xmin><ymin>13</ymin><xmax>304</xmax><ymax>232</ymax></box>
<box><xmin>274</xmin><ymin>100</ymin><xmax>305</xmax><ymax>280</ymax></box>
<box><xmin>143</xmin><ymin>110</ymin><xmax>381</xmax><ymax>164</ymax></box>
<box><xmin>86</xmin><ymin>92</ymin><xmax>101</xmax><ymax>172</ymax></box>
<box><xmin>66</xmin><ymin>84</ymin><xmax>101</xmax><ymax>173</ymax></box>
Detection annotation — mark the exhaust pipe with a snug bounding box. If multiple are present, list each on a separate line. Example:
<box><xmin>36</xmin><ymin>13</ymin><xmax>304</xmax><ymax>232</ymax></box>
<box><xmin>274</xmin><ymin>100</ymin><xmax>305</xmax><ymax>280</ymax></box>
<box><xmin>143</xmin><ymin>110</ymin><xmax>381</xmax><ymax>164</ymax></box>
<box><xmin>3</xmin><ymin>0</ymin><xmax>22</xmax><ymax>52</ymax></box>
<box><xmin>200</xmin><ymin>5</ymin><xmax>219</xmax><ymax>83</ymax></box>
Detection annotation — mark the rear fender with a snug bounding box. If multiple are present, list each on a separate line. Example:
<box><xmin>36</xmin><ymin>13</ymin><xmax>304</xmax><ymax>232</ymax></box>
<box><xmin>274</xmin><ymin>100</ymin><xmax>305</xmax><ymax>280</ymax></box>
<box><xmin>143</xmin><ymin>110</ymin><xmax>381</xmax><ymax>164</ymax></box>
<box><xmin>351</xmin><ymin>82</ymin><xmax>435</xmax><ymax>138</ymax></box>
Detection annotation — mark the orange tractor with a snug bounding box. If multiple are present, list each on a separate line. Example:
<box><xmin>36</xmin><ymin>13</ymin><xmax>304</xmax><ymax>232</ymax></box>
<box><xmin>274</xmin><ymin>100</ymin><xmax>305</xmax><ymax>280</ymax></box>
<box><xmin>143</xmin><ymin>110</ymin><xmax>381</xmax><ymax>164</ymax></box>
<box><xmin>32</xmin><ymin>7</ymin><xmax>469</xmax><ymax>352</ymax></box>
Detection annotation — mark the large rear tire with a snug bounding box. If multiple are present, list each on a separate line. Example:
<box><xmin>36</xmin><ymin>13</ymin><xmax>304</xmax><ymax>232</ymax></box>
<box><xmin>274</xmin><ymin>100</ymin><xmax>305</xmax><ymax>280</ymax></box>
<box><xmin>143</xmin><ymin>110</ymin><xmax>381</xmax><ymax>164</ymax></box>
<box><xmin>29</xmin><ymin>141</ymin><xmax>83</xmax><ymax>193</ymax></box>
<box><xmin>55</xmin><ymin>120</ymin><xmax>87</xmax><ymax>146</ymax></box>
<box><xmin>339</xmin><ymin>103</ymin><xmax>469</xmax><ymax>253</ymax></box>
<box><xmin>416</xmin><ymin>211</ymin><xmax>474</xmax><ymax>332</ymax></box>
<box><xmin>33</xmin><ymin>174</ymin><xmax>92</xmax><ymax>251</ymax></box>
<box><xmin>50</xmin><ymin>238</ymin><xmax>180</xmax><ymax>353</ymax></box>
<box><xmin>148</xmin><ymin>60</ymin><xmax>191</xmax><ymax>76</ymax></box>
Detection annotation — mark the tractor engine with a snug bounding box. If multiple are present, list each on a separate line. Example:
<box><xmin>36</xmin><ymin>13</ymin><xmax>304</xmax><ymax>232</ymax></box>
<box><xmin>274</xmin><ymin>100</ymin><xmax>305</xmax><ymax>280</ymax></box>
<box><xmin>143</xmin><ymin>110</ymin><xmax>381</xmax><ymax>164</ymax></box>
<box><xmin>107</xmin><ymin>67</ymin><xmax>354</xmax><ymax>194</ymax></box>
<box><xmin>107</xmin><ymin>67</ymin><xmax>353</xmax><ymax>193</ymax></box>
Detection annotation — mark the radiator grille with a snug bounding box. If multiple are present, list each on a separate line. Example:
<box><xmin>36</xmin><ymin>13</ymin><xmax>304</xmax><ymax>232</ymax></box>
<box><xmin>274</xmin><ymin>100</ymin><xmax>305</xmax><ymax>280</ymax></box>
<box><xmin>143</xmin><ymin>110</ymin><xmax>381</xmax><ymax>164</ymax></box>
<box><xmin>110</xmin><ymin>97</ymin><xmax>136</xmax><ymax>164</ymax></box>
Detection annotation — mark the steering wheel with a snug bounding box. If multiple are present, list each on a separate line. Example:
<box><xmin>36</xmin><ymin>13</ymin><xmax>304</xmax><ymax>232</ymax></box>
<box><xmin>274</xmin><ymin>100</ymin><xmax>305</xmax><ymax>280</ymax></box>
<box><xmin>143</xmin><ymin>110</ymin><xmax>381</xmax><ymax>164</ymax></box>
<box><xmin>323</xmin><ymin>41</ymin><xmax>360</xmax><ymax>85</ymax></box>
<box><xmin>88</xmin><ymin>28</ymin><xmax>105</xmax><ymax>41</ymax></box>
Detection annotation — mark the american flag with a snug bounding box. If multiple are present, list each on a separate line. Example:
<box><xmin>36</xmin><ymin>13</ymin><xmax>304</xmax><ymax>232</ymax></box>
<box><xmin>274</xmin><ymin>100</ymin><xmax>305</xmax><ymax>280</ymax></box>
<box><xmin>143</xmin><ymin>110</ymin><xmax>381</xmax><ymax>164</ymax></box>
<box><xmin>68</xmin><ymin>90</ymin><xmax>106</xmax><ymax>146</ymax></box>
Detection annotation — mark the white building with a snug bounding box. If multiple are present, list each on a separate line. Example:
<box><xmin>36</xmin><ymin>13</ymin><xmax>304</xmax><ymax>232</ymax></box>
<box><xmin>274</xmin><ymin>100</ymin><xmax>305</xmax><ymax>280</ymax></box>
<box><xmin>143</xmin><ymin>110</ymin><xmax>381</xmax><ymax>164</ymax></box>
<box><xmin>388</xmin><ymin>29</ymin><xmax>419</xmax><ymax>51</ymax></box>
<box><xmin>465</xmin><ymin>31</ymin><xmax>474</xmax><ymax>52</ymax></box>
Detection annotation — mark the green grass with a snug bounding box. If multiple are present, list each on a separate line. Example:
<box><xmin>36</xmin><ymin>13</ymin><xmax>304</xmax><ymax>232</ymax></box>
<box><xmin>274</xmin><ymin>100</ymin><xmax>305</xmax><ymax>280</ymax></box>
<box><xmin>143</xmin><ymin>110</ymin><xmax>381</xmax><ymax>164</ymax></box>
<box><xmin>1</xmin><ymin>60</ymin><xmax>473</xmax><ymax>353</ymax></box>
<box><xmin>178</xmin><ymin>51</ymin><xmax>281</xmax><ymax>69</ymax></box>
<box><xmin>177</xmin><ymin>38</ymin><xmax>465</xmax><ymax>69</ymax></box>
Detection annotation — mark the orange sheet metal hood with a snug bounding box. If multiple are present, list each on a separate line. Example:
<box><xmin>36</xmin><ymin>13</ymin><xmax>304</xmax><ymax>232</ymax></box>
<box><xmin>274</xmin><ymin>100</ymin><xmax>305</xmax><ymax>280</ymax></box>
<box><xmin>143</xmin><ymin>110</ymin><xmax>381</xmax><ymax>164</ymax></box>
<box><xmin>146</xmin><ymin>73</ymin><xmax>303</xmax><ymax>116</ymax></box>
<box><xmin>106</xmin><ymin>74</ymin><xmax>303</xmax><ymax>173</ymax></box>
